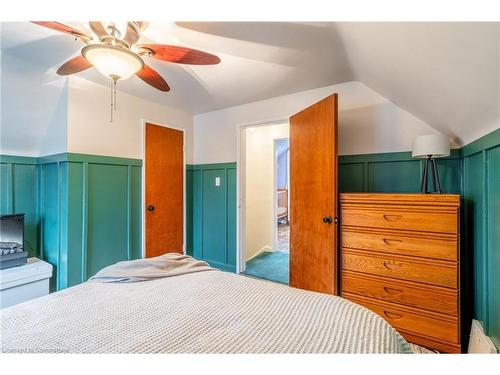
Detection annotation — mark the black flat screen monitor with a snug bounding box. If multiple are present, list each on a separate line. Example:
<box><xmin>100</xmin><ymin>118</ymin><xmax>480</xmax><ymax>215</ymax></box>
<box><xmin>0</xmin><ymin>214</ymin><xmax>24</xmax><ymax>249</ymax></box>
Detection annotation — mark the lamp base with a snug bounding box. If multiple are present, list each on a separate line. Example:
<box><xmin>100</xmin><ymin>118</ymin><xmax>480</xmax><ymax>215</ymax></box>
<box><xmin>420</xmin><ymin>155</ymin><xmax>443</xmax><ymax>194</ymax></box>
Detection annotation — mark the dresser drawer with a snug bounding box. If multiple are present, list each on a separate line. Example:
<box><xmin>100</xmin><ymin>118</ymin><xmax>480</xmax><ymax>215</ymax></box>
<box><xmin>342</xmin><ymin>250</ymin><xmax>457</xmax><ymax>288</ymax></box>
<box><xmin>345</xmin><ymin>294</ymin><xmax>459</xmax><ymax>344</ymax></box>
<box><xmin>341</xmin><ymin>229</ymin><xmax>457</xmax><ymax>261</ymax></box>
<box><xmin>341</xmin><ymin>207</ymin><xmax>458</xmax><ymax>234</ymax></box>
<box><xmin>342</xmin><ymin>271</ymin><xmax>458</xmax><ymax>315</ymax></box>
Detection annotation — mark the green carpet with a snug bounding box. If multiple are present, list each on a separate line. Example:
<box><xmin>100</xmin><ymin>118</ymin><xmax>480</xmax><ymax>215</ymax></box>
<box><xmin>244</xmin><ymin>251</ymin><xmax>289</xmax><ymax>285</ymax></box>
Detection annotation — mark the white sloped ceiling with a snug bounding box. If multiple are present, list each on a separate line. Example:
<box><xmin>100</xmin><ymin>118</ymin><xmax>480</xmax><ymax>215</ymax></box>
<box><xmin>1</xmin><ymin>21</ymin><xmax>499</xmax><ymax>145</ymax></box>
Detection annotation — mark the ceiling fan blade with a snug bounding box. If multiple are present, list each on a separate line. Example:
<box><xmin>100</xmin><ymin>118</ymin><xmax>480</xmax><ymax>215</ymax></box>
<box><xmin>123</xmin><ymin>22</ymin><xmax>141</xmax><ymax>47</ymax></box>
<box><xmin>136</xmin><ymin>65</ymin><xmax>170</xmax><ymax>92</ymax></box>
<box><xmin>31</xmin><ymin>21</ymin><xmax>92</xmax><ymax>40</ymax></box>
<box><xmin>138</xmin><ymin>44</ymin><xmax>221</xmax><ymax>65</ymax></box>
<box><xmin>56</xmin><ymin>55</ymin><xmax>93</xmax><ymax>75</ymax></box>
<box><xmin>89</xmin><ymin>21</ymin><xmax>111</xmax><ymax>42</ymax></box>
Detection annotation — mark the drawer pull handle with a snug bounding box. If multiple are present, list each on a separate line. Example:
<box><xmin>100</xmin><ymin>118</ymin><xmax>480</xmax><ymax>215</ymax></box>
<box><xmin>384</xmin><ymin>311</ymin><xmax>403</xmax><ymax>320</ymax></box>
<box><xmin>383</xmin><ymin>286</ymin><xmax>403</xmax><ymax>295</ymax></box>
<box><xmin>383</xmin><ymin>214</ymin><xmax>403</xmax><ymax>221</ymax></box>
<box><xmin>383</xmin><ymin>238</ymin><xmax>402</xmax><ymax>245</ymax></box>
<box><xmin>383</xmin><ymin>261</ymin><xmax>398</xmax><ymax>270</ymax></box>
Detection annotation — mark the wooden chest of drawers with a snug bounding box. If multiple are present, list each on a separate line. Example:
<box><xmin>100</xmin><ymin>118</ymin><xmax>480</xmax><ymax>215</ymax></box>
<box><xmin>340</xmin><ymin>193</ymin><xmax>461</xmax><ymax>353</ymax></box>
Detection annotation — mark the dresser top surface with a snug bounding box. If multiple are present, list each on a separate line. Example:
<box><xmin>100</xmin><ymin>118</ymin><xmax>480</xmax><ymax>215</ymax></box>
<box><xmin>340</xmin><ymin>193</ymin><xmax>460</xmax><ymax>206</ymax></box>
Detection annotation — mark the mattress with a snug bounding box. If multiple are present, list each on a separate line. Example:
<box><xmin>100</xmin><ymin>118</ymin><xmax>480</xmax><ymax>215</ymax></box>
<box><xmin>1</xmin><ymin>265</ymin><xmax>412</xmax><ymax>353</ymax></box>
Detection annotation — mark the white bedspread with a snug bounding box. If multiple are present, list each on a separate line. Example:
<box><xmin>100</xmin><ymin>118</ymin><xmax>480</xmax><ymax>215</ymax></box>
<box><xmin>89</xmin><ymin>253</ymin><xmax>215</xmax><ymax>282</ymax></box>
<box><xmin>1</xmin><ymin>258</ymin><xmax>412</xmax><ymax>354</ymax></box>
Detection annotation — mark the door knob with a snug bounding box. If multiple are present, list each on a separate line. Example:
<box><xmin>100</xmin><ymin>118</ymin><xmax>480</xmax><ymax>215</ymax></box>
<box><xmin>322</xmin><ymin>216</ymin><xmax>333</xmax><ymax>224</ymax></box>
<box><xmin>147</xmin><ymin>205</ymin><xmax>155</xmax><ymax>212</ymax></box>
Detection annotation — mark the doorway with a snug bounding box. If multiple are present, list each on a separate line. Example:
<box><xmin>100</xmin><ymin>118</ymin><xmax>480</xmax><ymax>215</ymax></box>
<box><xmin>145</xmin><ymin>122</ymin><xmax>185</xmax><ymax>258</ymax></box>
<box><xmin>275</xmin><ymin>138</ymin><xmax>290</xmax><ymax>254</ymax></box>
<box><xmin>241</xmin><ymin>123</ymin><xmax>290</xmax><ymax>284</ymax></box>
<box><xmin>237</xmin><ymin>94</ymin><xmax>339</xmax><ymax>294</ymax></box>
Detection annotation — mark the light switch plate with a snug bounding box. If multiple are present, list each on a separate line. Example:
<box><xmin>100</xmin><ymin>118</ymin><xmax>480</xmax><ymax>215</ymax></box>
<box><xmin>215</xmin><ymin>177</ymin><xmax>221</xmax><ymax>187</ymax></box>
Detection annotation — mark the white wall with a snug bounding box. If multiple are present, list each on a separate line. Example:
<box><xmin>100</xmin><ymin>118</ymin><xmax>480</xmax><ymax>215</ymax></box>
<box><xmin>67</xmin><ymin>76</ymin><xmax>194</xmax><ymax>163</ymax></box>
<box><xmin>0</xmin><ymin>47</ymin><xmax>194</xmax><ymax>161</ymax></box>
<box><xmin>0</xmin><ymin>51</ymin><xmax>68</xmax><ymax>156</ymax></box>
<box><xmin>244</xmin><ymin>123</ymin><xmax>289</xmax><ymax>261</ymax></box>
<box><xmin>193</xmin><ymin>81</ymin><xmax>443</xmax><ymax>164</ymax></box>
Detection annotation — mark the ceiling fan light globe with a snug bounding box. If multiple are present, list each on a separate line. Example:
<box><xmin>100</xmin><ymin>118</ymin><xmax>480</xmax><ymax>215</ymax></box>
<box><xmin>82</xmin><ymin>44</ymin><xmax>144</xmax><ymax>81</ymax></box>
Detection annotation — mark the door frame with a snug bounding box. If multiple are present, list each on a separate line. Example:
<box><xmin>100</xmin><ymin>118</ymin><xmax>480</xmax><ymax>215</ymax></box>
<box><xmin>273</xmin><ymin>137</ymin><xmax>289</xmax><ymax>253</ymax></box>
<box><xmin>140</xmin><ymin>118</ymin><xmax>186</xmax><ymax>258</ymax></box>
<box><xmin>236</xmin><ymin>118</ymin><xmax>288</xmax><ymax>274</ymax></box>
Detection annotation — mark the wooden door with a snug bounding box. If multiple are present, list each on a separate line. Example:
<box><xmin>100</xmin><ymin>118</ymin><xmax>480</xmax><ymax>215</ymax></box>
<box><xmin>289</xmin><ymin>94</ymin><xmax>338</xmax><ymax>294</ymax></box>
<box><xmin>145</xmin><ymin>123</ymin><xmax>184</xmax><ymax>257</ymax></box>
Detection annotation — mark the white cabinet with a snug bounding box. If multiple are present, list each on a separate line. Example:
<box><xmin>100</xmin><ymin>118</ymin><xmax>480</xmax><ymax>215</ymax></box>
<box><xmin>0</xmin><ymin>258</ymin><xmax>52</xmax><ymax>309</ymax></box>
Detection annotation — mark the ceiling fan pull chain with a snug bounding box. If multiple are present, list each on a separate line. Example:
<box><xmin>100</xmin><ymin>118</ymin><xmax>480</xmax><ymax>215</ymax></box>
<box><xmin>110</xmin><ymin>78</ymin><xmax>113</xmax><ymax>123</ymax></box>
<box><xmin>114</xmin><ymin>79</ymin><xmax>117</xmax><ymax>111</ymax></box>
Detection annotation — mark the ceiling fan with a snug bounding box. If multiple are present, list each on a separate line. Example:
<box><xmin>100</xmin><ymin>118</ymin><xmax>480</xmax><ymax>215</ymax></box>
<box><xmin>32</xmin><ymin>21</ymin><xmax>221</xmax><ymax>120</ymax></box>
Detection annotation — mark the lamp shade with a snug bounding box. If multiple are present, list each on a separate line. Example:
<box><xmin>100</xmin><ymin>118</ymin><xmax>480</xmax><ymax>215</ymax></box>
<box><xmin>412</xmin><ymin>134</ymin><xmax>450</xmax><ymax>159</ymax></box>
<box><xmin>82</xmin><ymin>44</ymin><xmax>144</xmax><ymax>80</ymax></box>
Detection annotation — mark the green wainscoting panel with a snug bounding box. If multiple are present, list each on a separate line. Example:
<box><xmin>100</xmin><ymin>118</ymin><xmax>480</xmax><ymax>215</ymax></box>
<box><xmin>40</xmin><ymin>162</ymin><xmax>61</xmax><ymax>290</ymax></box>
<box><xmin>368</xmin><ymin>160</ymin><xmax>420</xmax><ymax>192</ymax></box>
<box><xmin>462</xmin><ymin>129</ymin><xmax>500</xmax><ymax>349</ymax></box>
<box><xmin>339</xmin><ymin>163</ymin><xmax>364</xmax><ymax>192</ymax></box>
<box><xmin>186</xmin><ymin>167</ymin><xmax>194</xmax><ymax>257</ymax></box>
<box><xmin>202</xmin><ymin>168</ymin><xmax>228</xmax><ymax>265</ymax></box>
<box><xmin>86</xmin><ymin>163</ymin><xmax>130</xmax><ymax>278</ymax></box>
<box><xmin>227</xmin><ymin>168</ymin><xmax>237</xmax><ymax>268</ymax></box>
<box><xmin>0</xmin><ymin>153</ymin><xmax>143</xmax><ymax>291</ymax></box>
<box><xmin>486</xmin><ymin>145</ymin><xmax>500</xmax><ymax>348</ymax></box>
<box><xmin>339</xmin><ymin>150</ymin><xmax>462</xmax><ymax>194</ymax></box>
<box><xmin>129</xmin><ymin>166</ymin><xmax>143</xmax><ymax>261</ymax></box>
<box><xmin>464</xmin><ymin>153</ymin><xmax>487</xmax><ymax>325</ymax></box>
<box><xmin>187</xmin><ymin>163</ymin><xmax>236</xmax><ymax>272</ymax></box>
<box><xmin>0</xmin><ymin>156</ymin><xmax>39</xmax><ymax>257</ymax></box>
<box><xmin>64</xmin><ymin>162</ymin><xmax>85</xmax><ymax>288</ymax></box>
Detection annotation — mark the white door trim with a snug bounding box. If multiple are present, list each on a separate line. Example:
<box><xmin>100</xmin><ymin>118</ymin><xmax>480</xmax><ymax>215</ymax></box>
<box><xmin>273</xmin><ymin>137</ymin><xmax>289</xmax><ymax>253</ymax></box>
<box><xmin>140</xmin><ymin>118</ymin><xmax>186</xmax><ymax>258</ymax></box>
<box><xmin>235</xmin><ymin>118</ymin><xmax>288</xmax><ymax>274</ymax></box>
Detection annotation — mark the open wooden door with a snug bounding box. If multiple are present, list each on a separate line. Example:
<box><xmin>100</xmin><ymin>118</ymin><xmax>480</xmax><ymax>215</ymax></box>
<box><xmin>289</xmin><ymin>94</ymin><xmax>338</xmax><ymax>294</ymax></box>
<box><xmin>145</xmin><ymin>123</ymin><xmax>184</xmax><ymax>257</ymax></box>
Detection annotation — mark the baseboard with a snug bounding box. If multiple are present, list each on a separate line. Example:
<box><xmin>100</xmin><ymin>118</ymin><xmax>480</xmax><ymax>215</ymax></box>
<box><xmin>468</xmin><ymin>319</ymin><xmax>498</xmax><ymax>353</ymax></box>
<box><xmin>247</xmin><ymin>245</ymin><xmax>273</xmax><ymax>261</ymax></box>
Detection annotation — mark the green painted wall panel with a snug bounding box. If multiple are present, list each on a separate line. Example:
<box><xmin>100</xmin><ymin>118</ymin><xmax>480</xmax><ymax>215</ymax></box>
<box><xmin>130</xmin><ymin>166</ymin><xmax>143</xmax><ymax>261</ymax></box>
<box><xmin>86</xmin><ymin>164</ymin><xmax>129</xmax><ymax>278</ymax></box>
<box><xmin>33</xmin><ymin>154</ymin><xmax>143</xmax><ymax>289</ymax></box>
<box><xmin>0</xmin><ymin>159</ymin><xmax>39</xmax><ymax>257</ymax></box>
<box><xmin>185</xmin><ymin>169</ymin><xmax>193</xmax><ymax>256</ymax></box>
<box><xmin>436</xmin><ymin>158</ymin><xmax>463</xmax><ymax>194</ymax></box>
<box><xmin>464</xmin><ymin>153</ymin><xmax>487</xmax><ymax>324</ymax></box>
<box><xmin>486</xmin><ymin>145</ymin><xmax>500</xmax><ymax>348</ymax></box>
<box><xmin>12</xmin><ymin>164</ymin><xmax>38</xmax><ymax>257</ymax></box>
<box><xmin>192</xmin><ymin>169</ymin><xmax>203</xmax><ymax>260</ymax></box>
<box><xmin>0</xmin><ymin>163</ymin><xmax>12</xmax><ymax>213</ymax></box>
<box><xmin>339</xmin><ymin>163</ymin><xmax>364</xmax><ymax>193</ymax></box>
<box><xmin>227</xmin><ymin>168</ymin><xmax>237</xmax><ymax>267</ymax></box>
<box><xmin>40</xmin><ymin>162</ymin><xmax>60</xmax><ymax>291</ymax></box>
<box><xmin>368</xmin><ymin>160</ymin><xmax>421</xmax><ymax>192</ymax></box>
<box><xmin>202</xmin><ymin>169</ymin><xmax>227</xmax><ymax>264</ymax></box>
<box><xmin>65</xmin><ymin>162</ymin><xmax>85</xmax><ymax>287</ymax></box>
<box><xmin>339</xmin><ymin>151</ymin><xmax>461</xmax><ymax>195</ymax></box>
<box><xmin>189</xmin><ymin>163</ymin><xmax>236</xmax><ymax>272</ymax></box>
<box><xmin>58</xmin><ymin>163</ymin><xmax>69</xmax><ymax>290</ymax></box>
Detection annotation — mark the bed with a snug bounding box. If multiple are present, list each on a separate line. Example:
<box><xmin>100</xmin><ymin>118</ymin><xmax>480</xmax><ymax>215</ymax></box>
<box><xmin>0</xmin><ymin>254</ymin><xmax>412</xmax><ymax>354</ymax></box>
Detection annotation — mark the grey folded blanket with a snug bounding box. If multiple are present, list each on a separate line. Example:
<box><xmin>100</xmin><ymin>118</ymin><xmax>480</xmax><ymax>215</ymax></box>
<box><xmin>89</xmin><ymin>253</ymin><xmax>216</xmax><ymax>283</ymax></box>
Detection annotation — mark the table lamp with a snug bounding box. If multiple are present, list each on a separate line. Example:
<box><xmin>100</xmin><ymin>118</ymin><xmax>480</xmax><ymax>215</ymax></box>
<box><xmin>412</xmin><ymin>134</ymin><xmax>450</xmax><ymax>194</ymax></box>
